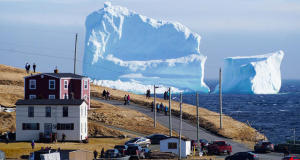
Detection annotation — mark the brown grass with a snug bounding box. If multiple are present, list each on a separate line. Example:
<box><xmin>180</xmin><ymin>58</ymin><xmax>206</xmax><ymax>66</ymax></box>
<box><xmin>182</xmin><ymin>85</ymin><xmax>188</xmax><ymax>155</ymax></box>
<box><xmin>91</xmin><ymin>85</ymin><xmax>265</xmax><ymax>145</ymax></box>
<box><xmin>0</xmin><ymin>64</ymin><xmax>265</xmax><ymax>147</ymax></box>
<box><xmin>0</xmin><ymin>112</ymin><xmax>16</xmax><ymax>133</ymax></box>
<box><xmin>0</xmin><ymin>138</ymin><xmax>128</xmax><ymax>159</ymax></box>
<box><xmin>90</xmin><ymin>99</ymin><xmax>177</xmax><ymax>136</ymax></box>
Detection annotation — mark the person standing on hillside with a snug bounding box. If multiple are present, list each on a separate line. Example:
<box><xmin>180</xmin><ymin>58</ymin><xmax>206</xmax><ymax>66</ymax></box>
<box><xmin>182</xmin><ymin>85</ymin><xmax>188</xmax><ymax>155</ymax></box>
<box><xmin>127</xmin><ymin>94</ymin><xmax>130</xmax><ymax>105</ymax></box>
<box><xmin>33</xmin><ymin>63</ymin><xmax>36</xmax><ymax>73</ymax></box>
<box><xmin>124</xmin><ymin>95</ymin><xmax>127</xmax><ymax>105</ymax></box>
<box><xmin>25</xmin><ymin>62</ymin><xmax>30</xmax><ymax>73</ymax></box>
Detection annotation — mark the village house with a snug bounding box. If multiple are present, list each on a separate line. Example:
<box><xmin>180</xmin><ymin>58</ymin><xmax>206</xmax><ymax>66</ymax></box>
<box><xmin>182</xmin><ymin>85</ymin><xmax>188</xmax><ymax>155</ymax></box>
<box><xmin>24</xmin><ymin>71</ymin><xmax>90</xmax><ymax>109</ymax></box>
<box><xmin>15</xmin><ymin>71</ymin><xmax>90</xmax><ymax>142</ymax></box>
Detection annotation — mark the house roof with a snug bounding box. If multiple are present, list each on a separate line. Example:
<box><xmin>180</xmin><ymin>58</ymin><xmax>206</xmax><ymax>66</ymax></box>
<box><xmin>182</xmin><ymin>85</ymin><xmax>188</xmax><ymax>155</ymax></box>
<box><xmin>15</xmin><ymin>99</ymin><xmax>86</xmax><ymax>106</ymax></box>
<box><xmin>161</xmin><ymin>136</ymin><xmax>190</xmax><ymax>142</ymax></box>
<box><xmin>25</xmin><ymin>73</ymin><xmax>87</xmax><ymax>79</ymax></box>
<box><xmin>44</xmin><ymin>73</ymin><xmax>86</xmax><ymax>79</ymax></box>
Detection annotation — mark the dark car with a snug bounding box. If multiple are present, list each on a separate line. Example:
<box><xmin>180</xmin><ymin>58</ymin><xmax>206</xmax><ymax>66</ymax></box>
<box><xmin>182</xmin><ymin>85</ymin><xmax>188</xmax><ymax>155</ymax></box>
<box><xmin>282</xmin><ymin>156</ymin><xmax>300</xmax><ymax>160</ymax></box>
<box><xmin>225</xmin><ymin>152</ymin><xmax>259</xmax><ymax>160</ymax></box>
<box><xmin>254</xmin><ymin>141</ymin><xmax>274</xmax><ymax>153</ymax></box>
<box><xmin>105</xmin><ymin>149</ymin><xmax>121</xmax><ymax>158</ymax></box>
<box><xmin>125</xmin><ymin>144</ymin><xmax>145</xmax><ymax>158</ymax></box>
<box><xmin>146</xmin><ymin>134</ymin><xmax>169</xmax><ymax>144</ymax></box>
<box><xmin>114</xmin><ymin>145</ymin><xmax>128</xmax><ymax>155</ymax></box>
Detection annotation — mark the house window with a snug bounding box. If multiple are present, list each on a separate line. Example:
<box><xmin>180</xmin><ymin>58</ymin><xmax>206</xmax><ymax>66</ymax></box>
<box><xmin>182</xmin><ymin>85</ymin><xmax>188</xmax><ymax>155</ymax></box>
<box><xmin>64</xmin><ymin>80</ymin><xmax>68</xmax><ymax>89</ymax></box>
<box><xmin>45</xmin><ymin>106</ymin><xmax>51</xmax><ymax>117</ymax></box>
<box><xmin>168</xmin><ymin>142</ymin><xmax>177</xmax><ymax>149</ymax></box>
<box><xmin>84</xmin><ymin>80</ymin><xmax>88</xmax><ymax>90</ymax></box>
<box><xmin>63</xmin><ymin>106</ymin><xmax>68</xmax><ymax>117</ymax></box>
<box><xmin>29</xmin><ymin>79</ymin><xmax>36</xmax><ymax>89</ymax></box>
<box><xmin>29</xmin><ymin>95</ymin><xmax>36</xmax><ymax>99</ymax></box>
<box><xmin>22</xmin><ymin>123</ymin><xmax>39</xmax><ymax>130</ymax></box>
<box><xmin>49</xmin><ymin>80</ymin><xmax>55</xmax><ymax>90</ymax></box>
<box><xmin>28</xmin><ymin>106</ymin><xmax>34</xmax><ymax>117</ymax></box>
<box><xmin>49</xmin><ymin>95</ymin><xmax>55</xmax><ymax>99</ymax></box>
<box><xmin>64</xmin><ymin>93</ymin><xmax>69</xmax><ymax>99</ymax></box>
<box><xmin>57</xmin><ymin>123</ymin><xmax>74</xmax><ymax>130</ymax></box>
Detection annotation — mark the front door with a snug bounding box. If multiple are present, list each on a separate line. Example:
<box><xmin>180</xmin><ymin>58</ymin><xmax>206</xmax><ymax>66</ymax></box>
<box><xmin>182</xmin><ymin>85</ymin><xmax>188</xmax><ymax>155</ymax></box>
<box><xmin>44</xmin><ymin>123</ymin><xmax>52</xmax><ymax>137</ymax></box>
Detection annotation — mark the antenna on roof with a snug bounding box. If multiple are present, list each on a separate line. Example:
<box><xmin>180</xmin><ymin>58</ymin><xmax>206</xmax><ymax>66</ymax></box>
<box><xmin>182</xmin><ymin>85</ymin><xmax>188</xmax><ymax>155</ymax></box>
<box><xmin>73</xmin><ymin>33</ymin><xmax>78</xmax><ymax>74</ymax></box>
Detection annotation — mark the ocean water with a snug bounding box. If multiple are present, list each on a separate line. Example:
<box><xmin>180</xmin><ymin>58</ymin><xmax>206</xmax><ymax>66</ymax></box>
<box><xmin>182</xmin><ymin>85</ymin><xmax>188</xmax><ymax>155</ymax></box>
<box><xmin>163</xmin><ymin>80</ymin><xmax>300</xmax><ymax>144</ymax></box>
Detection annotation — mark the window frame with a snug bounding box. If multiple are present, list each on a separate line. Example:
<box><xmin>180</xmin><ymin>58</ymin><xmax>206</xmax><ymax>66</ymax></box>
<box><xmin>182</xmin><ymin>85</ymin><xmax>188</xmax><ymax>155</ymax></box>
<box><xmin>84</xmin><ymin>80</ymin><xmax>88</xmax><ymax>90</ymax></box>
<box><xmin>29</xmin><ymin>95</ymin><xmax>36</xmax><ymax>99</ymax></box>
<box><xmin>48</xmin><ymin>95</ymin><xmax>55</xmax><ymax>99</ymax></box>
<box><xmin>28</xmin><ymin>106</ymin><xmax>34</xmax><ymax>117</ymax></box>
<box><xmin>22</xmin><ymin>123</ymin><xmax>39</xmax><ymax>130</ymax></box>
<box><xmin>63</xmin><ymin>106</ymin><xmax>68</xmax><ymax>117</ymax></box>
<box><xmin>168</xmin><ymin>142</ymin><xmax>177</xmax><ymax>149</ymax></box>
<box><xmin>49</xmin><ymin>80</ymin><xmax>55</xmax><ymax>90</ymax></box>
<box><xmin>57</xmin><ymin>123</ymin><xmax>74</xmax><ymax>130</ymax></box>
<box><xmin>29</xmin><ymin>79</ymin><xmax>36</xmax><ymax>90</ymax></box>
<box><xmin>45</xmin><ymin>106</ymin><xmax>51</xmax><ymax>117</ymax></box>
<box><xmin>64</xmin><ymin>80</ymin><xmax>68</xmax><ymax>90</ymax></box>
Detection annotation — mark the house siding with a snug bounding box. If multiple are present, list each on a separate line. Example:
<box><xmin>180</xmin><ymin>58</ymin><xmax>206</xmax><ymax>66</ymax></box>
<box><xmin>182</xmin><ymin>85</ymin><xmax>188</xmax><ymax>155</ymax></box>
<box><xmin>25</xmin><ymin>74</ymin><xmax>59</xmax><ymax>99</ymax></box>
<box><xmin>16</xmin><ymin>103</ymin><xmax>88</xmax><ymax>141</ymax></box>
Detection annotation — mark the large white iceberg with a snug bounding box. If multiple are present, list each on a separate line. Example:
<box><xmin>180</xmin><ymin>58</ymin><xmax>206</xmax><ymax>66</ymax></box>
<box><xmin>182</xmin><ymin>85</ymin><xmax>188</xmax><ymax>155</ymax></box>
<box><xmin>214</xmin><ymin>51</ymin><xmax>284</xmax><ymax>94</ymax></box>
<box><xmin>83</xmin><ymin>2</ymin><xmax>210</xmax><ymax>93</ymax></box>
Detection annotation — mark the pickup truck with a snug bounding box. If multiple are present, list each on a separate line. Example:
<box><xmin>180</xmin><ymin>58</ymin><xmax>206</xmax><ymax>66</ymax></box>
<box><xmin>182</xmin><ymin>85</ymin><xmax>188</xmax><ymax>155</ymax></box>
<box><xmin>207</xmin><ymin>141</ymin><xmax>232</xmax><ymax>155</ymax></box>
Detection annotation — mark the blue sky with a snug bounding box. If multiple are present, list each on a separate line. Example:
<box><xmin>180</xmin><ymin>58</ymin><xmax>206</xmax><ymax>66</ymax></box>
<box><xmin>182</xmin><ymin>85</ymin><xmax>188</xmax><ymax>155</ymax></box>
<box><xmin>0</xmin><ymin>0</ymin><xmax>299</xmax><ymax>79</ymax></box>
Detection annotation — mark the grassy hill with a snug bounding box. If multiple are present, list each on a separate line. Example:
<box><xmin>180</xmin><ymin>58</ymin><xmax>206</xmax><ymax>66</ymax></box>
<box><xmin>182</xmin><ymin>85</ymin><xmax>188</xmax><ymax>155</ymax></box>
<box><xmin>0</xmin><ymin>64</ymin><xmax>175</xmax><ymax>138</ymax></box>
<box><xmin>0</xmin><ymin>64</ymin><xmax>264</xmax><ymax>147</ymax></box>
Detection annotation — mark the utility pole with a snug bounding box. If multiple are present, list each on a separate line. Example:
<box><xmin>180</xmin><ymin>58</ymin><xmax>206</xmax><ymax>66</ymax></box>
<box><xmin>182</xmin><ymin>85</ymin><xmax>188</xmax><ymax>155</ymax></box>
<box><xmin>293</xmin><ymin>128</ymin><xmax>296</xmax><ymax>144</ymax></box>
<box><xmin>169</xmin><ymin>87</ymin><xmax>172</xmax><ymax>136</ymax></box>
<box><xmin>219</xmin><ymin>68</ymin><xmax>223</xmax><ymax>129</ymax></box>
<box><xmin>73</xmin><ymin>33</ymin><xmax>78</xmax><ymax>74</ymax></box>
<box><xmin>196</xmin><ymin>92</ymin><xmax>199</xmax><ymax>146</ymax></box>
<box><xmin>154</xmin><ymin>85</ymin><xmax>158</xmax><ymax>128</ymax></box>
<box><xmin>179</xmin><ymin>92</ymin><xmax>183</xmax><ymax>159</ymax></box>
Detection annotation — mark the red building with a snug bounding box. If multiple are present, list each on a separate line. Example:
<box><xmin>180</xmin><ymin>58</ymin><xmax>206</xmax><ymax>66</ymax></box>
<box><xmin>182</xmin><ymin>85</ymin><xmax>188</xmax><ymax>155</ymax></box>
<box><xmin>24</xmin><ymin>72</ymin><xmax>90</xmax><ymax>109</ymax></box>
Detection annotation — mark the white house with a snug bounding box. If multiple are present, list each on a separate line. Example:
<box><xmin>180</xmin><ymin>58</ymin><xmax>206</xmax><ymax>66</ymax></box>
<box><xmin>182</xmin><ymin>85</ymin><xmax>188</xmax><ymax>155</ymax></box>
<box><xmin>15</xmin><ymin>99</ymin><xmax>88</xmax><ymax>142</ymax></box>
<box><xmin>160</xmin><ymin>137</ymin><xmax>191</xmax><ymax>158</ymax></box>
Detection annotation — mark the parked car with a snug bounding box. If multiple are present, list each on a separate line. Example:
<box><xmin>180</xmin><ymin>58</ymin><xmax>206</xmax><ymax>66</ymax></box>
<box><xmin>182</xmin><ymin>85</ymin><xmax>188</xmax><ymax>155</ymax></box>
<box><xmin>114</xmin><ymin>145</ymin><xmax>128</xmax><ymax>155</ymax></box>
<box><xmin>125</xmin><ymin>144</ymin><xmax>145</xmax><ymax>159</ymax></box>
<box><xmin>282</xmin><ymin>156</ymin><xmax>300</xmax><ymax>160</ymax></box>
<box><xmin>105</xmin><ymin>149</ymin><xmax>121</xmax><ymax>158</ymax></box>
<box><xmin>225</xmin><ymin>152</ymin><xmax>259</xmax><ymax>160</ymax></box>
<box><xmin>191</xmin><ymin>139</ymin><xmax>209</xmax><ymax>148</ymax></box>
<box><xmin>125</xmin><ymin>137</ymin><xmax>151</xmax><ymax>147</ymax></box>
<box><xmin>254</xmin><ymin>141</ymin><xmax>274</xmax><ymax>153</ymax></box>
<box><xmin>146</xmin><ymin>134</ymin><xmax>169</xmax><ymax>144</ymax></box>
<box><xmin>207</xmin><ymin>141</ymin><xmax>232</xmax><ymax>155</ymax></box>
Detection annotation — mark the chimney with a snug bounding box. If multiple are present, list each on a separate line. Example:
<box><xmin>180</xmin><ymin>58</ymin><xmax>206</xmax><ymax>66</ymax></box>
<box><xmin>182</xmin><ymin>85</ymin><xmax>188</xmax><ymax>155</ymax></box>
<box><xmin>54</xmin><ymin>66</ymin><xmax>58</xmax><ymax>73</ymax></box>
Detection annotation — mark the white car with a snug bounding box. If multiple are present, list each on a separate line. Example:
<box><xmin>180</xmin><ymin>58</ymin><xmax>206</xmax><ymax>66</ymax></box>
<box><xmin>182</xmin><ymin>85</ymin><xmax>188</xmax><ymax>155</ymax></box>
<box><xmin>125</xmin><ymin>137</ymin><xmax>151</xmax><ymax>147</ymax></box>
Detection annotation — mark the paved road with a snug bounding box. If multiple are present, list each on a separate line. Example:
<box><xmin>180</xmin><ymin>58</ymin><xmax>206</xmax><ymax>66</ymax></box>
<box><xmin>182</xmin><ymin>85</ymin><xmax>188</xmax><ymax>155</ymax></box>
<box><xmin>93</xmin><ymin>97</ymin><xmax>284</xmax><ymax>160</ymax></box>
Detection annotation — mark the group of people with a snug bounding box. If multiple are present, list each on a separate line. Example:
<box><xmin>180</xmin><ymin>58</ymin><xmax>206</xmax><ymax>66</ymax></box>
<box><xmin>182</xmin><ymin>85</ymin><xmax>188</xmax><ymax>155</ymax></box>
<box><xmin>124</xmin><ymin>94</ymin><xmax>130</xmax><ymax>105</ymax></box>
<box><xmin>93</xmin><ymin>148</ymin><xmax>105</xmax><ymax>160</ymax></box>
<box><xmin>25</xmin><ymin>62</ymin><xmax>37</xmax><ymax>74</ymax></box>
<box><xmin>163</xmin><ymin>91</ymin><xmax>170</xmax><ymax>100</ymax></box>
<box><xmin>151</xmin><ymin>102</ymin><xmax>168</xmax><ymax>115</ymax></box>
<box><xmin>145</xmin><ymin>89</ymin><xmax>151</xmax><ymax>99</ymax></box>
<box><xmin>102</xmin><ymin>90</ymin><xmax>111</xmax><ymax>100</ymax></box>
